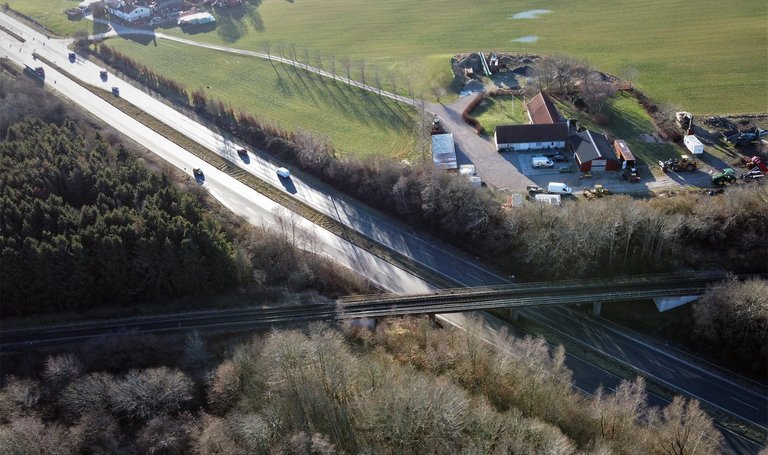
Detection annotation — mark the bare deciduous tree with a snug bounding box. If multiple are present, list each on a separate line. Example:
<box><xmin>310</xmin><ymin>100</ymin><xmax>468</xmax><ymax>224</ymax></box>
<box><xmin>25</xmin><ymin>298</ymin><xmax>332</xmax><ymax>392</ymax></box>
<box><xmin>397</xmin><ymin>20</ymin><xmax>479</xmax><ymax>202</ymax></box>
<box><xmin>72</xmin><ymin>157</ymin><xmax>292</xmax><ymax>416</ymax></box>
<box><xmin>430</xmin><ymin>86</ymin><xmax>447</xmax><ymax>103</ymax></box>
<box><xmin>59</xmin><ymin>372</ymin><xmax>113</xmax><ymax>421</ymax></box>
<box><xmin>580</xmin><ymin>73</ymin><xmax>617</xmax><ymax>113</ymax></box>
<box><xmin>648</xmin><ymin>397</ymin><xmax>722</xmax><ymax>455</ymax></box>
<box><xmin>109</xmin><ymin>367</ymin><xmax>193</xmax><ymax>421</ymax></box>
<box><xmin>182</xmin><ymin>331</ymin><xmax>212</xmax><ymax>379</ymax></box>
<box><xmin>341</xmin><ymin>57</ymin><xmax>351</xmax><ymax>82</ymax></box>
<box><xmin>136</xmin><ymin>413</ymin><xmax>193</xmax><ymax>455</ymax></box>
<box><xmin>207</xmin><ymin>360</ymin><xmax>242</xmax><ymax>415</ymax></box>
<box><xmin>0</xmin><ymin>377</ymin><xmax>41</xmax><ymax>423</ymax></box>
<box><xmin>43</xmin><ymin>353</ymin><xmax>83</xmax><ymax>392</ymax></box>
<box><xmin>72</xmin><ymin>412</ymin><xmax>120</xmax><ymax>453</ymax></box>
<box><xmin>623</xmin><ymin>66</ymin><xmax>639</xmax><ymax>89</ymax></box>
<box><xmin>262</xmin><ymin>42</ymin><xmax>278</xmax><ymax>74</ymax></box>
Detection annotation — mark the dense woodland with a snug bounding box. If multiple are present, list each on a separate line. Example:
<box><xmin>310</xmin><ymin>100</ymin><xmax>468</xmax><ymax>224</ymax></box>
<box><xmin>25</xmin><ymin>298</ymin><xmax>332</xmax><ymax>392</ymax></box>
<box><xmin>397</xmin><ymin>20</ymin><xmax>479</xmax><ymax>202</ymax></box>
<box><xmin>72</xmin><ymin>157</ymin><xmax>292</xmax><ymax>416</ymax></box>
<box><xmin>0</xmin><ymin>117</ymin><xmax>238</xmax><ymax>316</ymax></box>
<box><xmin>0</xmin><ymin>321</ymin><xmax>723</xmax><ymax>454</ymax></box>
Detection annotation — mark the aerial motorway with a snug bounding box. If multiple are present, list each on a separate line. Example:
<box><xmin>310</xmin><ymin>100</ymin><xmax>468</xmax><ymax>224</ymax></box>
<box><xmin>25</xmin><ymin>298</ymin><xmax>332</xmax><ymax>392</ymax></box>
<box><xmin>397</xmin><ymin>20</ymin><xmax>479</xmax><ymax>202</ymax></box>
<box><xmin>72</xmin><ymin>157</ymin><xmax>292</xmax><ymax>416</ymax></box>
<box><xmin>0</xmin><ymin>13</ymin><xmax>765</xmax><ymax>451</ymax></box>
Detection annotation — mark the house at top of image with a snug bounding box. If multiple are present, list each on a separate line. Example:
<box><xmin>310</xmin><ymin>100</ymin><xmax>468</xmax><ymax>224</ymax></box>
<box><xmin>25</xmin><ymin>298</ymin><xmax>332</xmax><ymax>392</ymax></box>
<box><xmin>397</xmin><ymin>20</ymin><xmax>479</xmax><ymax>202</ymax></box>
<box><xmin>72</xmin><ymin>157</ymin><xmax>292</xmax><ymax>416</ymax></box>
<box><xmin>495</xmin><ymin>91</ymin><xmax>569</xmax><ymax>151</ymax></box>
<box><xmin>526</xmin><ymin>92</ymin><xmax>562</xmax><ymax>125</ymax></box>
<box><xmin>494</xmin><ymin>123</ymin><xmax>569</xmax><ymax>152</ymax></box>
<box><xmin>107</xmin><ymin>2</ymin><xmax>152</xmax><ymax>22</ymax></box>
<box><xmin>571</xmin><ymin>130</ymin><xmax>620</xmax><ymax>172</ymax></box>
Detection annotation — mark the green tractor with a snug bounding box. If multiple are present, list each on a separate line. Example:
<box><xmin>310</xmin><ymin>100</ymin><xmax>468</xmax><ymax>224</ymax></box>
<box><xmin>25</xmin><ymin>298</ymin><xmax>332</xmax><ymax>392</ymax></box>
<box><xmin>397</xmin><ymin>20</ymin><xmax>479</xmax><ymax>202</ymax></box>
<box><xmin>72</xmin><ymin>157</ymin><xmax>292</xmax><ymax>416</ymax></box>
<box><xmin>711</xmin><ymin>168</ymin><xmax>738</xmax><ymax>186</ymax></box>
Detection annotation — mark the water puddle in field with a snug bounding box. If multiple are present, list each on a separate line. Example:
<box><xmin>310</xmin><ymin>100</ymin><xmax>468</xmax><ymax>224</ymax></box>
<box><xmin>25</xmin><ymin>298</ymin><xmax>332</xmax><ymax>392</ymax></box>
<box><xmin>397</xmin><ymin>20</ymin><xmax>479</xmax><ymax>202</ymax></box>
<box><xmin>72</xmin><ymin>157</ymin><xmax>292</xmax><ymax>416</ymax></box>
<box><xmin>510</xmin><ymin>9</ymin><xmax>551</xmax><ymax>19</ymax></box>
<box><xmin>512</xmin><ymin>35</ymin><xmax>539</xmax><ymax>43</ymax></box>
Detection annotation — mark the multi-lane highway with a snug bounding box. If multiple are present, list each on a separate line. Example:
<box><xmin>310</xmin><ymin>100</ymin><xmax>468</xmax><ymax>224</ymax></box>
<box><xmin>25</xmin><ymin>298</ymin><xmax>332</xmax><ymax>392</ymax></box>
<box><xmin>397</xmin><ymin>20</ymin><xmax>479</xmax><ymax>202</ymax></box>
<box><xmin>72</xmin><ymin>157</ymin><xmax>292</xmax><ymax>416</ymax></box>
<box><xmin>1</xmin><ymin>12</ymin><xmax>765</xmax><ymax>451</ymax></box>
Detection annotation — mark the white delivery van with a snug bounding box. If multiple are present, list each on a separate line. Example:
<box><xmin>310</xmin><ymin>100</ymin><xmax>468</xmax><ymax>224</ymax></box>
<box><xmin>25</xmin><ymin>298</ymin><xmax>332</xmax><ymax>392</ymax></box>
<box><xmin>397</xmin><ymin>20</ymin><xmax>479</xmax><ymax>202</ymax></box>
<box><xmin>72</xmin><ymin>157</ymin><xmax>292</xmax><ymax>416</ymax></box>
<box><xmin>532</xmin><ymin>156</ymin><xmax>555</xmax><ymax>168</ymax></box>
<box><xmin>683</xmin><ymin>135</ymin><xmax>704</xmax><ymax>154</ymax></box>
<box><xmin>547</xmin><ymin>182</ymin><xmax>572</xmax><ymax>195</ymax></box>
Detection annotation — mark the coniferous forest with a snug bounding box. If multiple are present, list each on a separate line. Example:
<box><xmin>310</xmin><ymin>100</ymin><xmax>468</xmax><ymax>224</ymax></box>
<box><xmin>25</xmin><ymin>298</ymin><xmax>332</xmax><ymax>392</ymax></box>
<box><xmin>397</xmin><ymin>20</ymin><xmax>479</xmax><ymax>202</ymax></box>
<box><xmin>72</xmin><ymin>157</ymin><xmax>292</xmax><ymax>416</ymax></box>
<box><xmin>0</xmin><ymin>117</ymin><xmax>238</xmax><ymax>317</ymax></box>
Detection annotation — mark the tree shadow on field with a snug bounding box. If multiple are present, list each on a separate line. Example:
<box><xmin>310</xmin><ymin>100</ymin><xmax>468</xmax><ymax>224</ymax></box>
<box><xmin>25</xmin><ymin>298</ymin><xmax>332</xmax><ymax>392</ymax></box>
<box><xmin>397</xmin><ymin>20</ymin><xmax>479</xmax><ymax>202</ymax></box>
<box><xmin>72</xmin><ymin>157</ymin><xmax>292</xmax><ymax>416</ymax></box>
<box><xmin>121</xmin><ymin>31</ymin><xmax>156</xmax><ymax>46</ymax></box>
<box><xmin>216</xmin><ymin>1</ymin><xmax>265</xmax><ymax>42</ymax></box>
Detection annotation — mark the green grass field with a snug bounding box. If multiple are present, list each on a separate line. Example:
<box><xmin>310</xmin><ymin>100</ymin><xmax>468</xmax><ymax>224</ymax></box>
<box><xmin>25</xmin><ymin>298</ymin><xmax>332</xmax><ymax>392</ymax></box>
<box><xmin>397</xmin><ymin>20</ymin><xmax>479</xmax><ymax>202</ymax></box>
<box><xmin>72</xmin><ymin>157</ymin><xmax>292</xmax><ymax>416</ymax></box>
<box><xmin>105</xmin><ymin>37</ymin><xmax>418</xmax><ymax>158</ymax></box>
<box><xmin>8</xmin><ymin>0</ymin><xmax>766</xmax><ymax>114</ymax></box>
<box><xmin>6</xmin><ymin>0</ymin><xmax>94</xmax><ymax>36</ymax></box>
<box><xmin>471</xmin><ymin>96</ymin><xmax>528</xmax><ymax>136</ymax></box>
<box><xmin>6</xmin><ymin>0</ymin><xmax>766</xmax><ymax>161</ymax></box>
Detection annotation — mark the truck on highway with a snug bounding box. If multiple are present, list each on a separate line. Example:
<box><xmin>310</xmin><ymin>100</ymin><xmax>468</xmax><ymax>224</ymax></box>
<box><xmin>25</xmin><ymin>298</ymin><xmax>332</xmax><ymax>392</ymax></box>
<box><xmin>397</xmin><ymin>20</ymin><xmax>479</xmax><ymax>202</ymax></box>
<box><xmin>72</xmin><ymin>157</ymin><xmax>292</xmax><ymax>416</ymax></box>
<box><xmin>24</xmin><ymin>65</ymin><xmax>45</xmax><ymax>80</ymax></box>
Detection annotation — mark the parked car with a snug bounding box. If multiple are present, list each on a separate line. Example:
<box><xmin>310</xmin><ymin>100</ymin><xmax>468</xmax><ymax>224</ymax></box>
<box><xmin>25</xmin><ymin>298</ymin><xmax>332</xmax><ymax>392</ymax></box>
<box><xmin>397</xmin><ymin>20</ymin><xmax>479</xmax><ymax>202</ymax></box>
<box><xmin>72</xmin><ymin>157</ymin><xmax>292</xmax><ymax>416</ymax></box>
<box><xmin>552</xmin><ymin>154</ymin><xmax>568</xmax><ymax>162</ymax></box>
<box><xmin>558</xmin><ymin>165</ymin><xmax>575</xmax><ymax>173</ymax></box>
<box><xmin>526</xmin><ymin>184</ymin><xmax>545</xmax><ymax>195</ymax></box>
<box><xmin>111</xmin><ymin>86</ymin><xmax>120</xmax><ymax>96</ymax></box>
<box><xmin>276</xmin><ymin>167</ymin><xmax>291</xmax><ymax>178</ymax></box>
<box><xmin>532</xmin><ymin>157</ymin><xmax>554</xmax><ymax>168</ymax></box>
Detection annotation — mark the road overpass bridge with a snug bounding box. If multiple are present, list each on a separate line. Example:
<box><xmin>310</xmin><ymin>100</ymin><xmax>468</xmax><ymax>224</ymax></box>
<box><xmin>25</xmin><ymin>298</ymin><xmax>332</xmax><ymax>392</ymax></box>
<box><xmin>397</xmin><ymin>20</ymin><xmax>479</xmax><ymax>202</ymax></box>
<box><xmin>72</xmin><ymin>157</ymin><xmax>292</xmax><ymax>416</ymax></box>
<box><xmin>337</xmin><ymin>271</ymin><xmax>730</xmax><ymax>319</ymax></box>
<box><xmin>3</xmin><ymin>272</ymin><xmax>751</xmax><ymax>349</ymax></box>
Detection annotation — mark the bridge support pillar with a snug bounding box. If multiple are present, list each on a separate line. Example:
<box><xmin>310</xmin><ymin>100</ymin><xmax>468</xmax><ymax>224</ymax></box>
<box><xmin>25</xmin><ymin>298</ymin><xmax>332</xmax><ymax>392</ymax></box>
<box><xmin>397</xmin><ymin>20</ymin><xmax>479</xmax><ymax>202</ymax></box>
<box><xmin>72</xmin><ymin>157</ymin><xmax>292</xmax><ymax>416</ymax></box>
<box><xmin>506</xmin><ymin>308</ymin><xmax>519</xmax><ymax>321</ymax></box>
<box><xmin>592</xmin><ymin>302</ymin><xmax>602</xmax><ymax>316</ymax></box>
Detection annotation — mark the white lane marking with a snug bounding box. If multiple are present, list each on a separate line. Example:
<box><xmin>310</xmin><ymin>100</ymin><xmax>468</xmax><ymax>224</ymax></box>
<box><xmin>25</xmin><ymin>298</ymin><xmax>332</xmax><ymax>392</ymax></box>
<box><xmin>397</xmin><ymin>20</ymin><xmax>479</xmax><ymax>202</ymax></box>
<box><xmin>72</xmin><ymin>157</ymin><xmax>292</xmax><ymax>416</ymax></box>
<box><xmin>729</xmin><ymin>396</ymin><xmax>760</xmax><ymax>411</ymax></box>
<box><xmin>651</xmin><ymin>359</ymin><xmax>677</xmax><ymax>373</ymax></box>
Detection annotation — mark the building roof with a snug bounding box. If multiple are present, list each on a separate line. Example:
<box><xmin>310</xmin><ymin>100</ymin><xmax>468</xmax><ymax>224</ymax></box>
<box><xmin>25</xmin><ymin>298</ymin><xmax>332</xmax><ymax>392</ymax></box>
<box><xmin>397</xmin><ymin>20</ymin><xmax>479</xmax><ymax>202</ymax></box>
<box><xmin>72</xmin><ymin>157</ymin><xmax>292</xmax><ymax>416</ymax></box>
<box><xmin>179</xmin><ymin>12</ymin><xmax>216</xmax><ymax>22</ymax></box>
<box><xmin>571</xmin><ymin>130</ymin><xmax>617</xmax><ymax>163</ymax></box>
<box><xmin>119</xmin><ymin>4</ymin><xmax>140</xmax><ymax>13</ymax></box>
<box><xmin>526</xmin><ymin>92</ymin><xmax>561</xmax><ymax>124</ymax></box>
<box><xmin>495</xmin><ymin>123</ymin><xmax>569</xmax><ymax>145</ymax></box>
<box><xmin>613</xmin><ymin>139</ymin><xmax>635</xmax><ymax>161</ymax></box>
<box><xmin>431</xmin><ymin>133</ymin><xmax>458</xmax><ymax>170</ymax></box>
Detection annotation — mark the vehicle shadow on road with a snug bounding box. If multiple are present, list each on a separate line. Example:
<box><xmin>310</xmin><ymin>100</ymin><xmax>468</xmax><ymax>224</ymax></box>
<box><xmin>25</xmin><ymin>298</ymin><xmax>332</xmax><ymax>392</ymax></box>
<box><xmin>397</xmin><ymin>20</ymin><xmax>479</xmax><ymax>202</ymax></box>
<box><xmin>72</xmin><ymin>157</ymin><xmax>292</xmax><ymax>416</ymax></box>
<box><xmin>279</xmin><ymin>178</ymin><xmax>297</xmax><ymax>194</ymax></box>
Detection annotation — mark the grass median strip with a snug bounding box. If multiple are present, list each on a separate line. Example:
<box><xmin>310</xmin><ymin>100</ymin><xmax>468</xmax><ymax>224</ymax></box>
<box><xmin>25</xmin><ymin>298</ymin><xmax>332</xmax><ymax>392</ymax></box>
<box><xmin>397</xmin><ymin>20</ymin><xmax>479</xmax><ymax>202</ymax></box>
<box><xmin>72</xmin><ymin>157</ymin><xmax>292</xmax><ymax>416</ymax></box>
<box><xmin>32</xmin><ymin>54</ymin><xmax>458</xmax><ymax>290</ymax></box>
<box><xmin>0</xmin><ymin>23</ymin><xmax>25</xmax><ymax>42</ymax></box>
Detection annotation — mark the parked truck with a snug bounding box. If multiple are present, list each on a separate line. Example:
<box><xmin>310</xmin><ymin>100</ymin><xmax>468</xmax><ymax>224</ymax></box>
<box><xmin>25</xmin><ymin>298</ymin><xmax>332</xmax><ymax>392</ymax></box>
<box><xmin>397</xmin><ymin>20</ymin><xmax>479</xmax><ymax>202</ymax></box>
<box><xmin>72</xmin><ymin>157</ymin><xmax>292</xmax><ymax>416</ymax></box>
<box><xmin>25</xmin><ymin>65</ymin><xmax>45</xmax><ymax>80</ymax></box>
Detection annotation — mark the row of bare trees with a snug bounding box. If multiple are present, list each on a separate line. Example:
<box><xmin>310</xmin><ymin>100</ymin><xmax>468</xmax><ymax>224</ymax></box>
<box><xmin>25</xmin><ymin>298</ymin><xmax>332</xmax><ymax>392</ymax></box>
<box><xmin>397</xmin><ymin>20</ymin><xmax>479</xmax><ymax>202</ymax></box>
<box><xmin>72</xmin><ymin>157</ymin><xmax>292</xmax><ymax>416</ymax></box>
<box><xmin>527</xmin><ymin>55</ymin><xmax>618</xmax><ymax>113</ymax></box>
<box><xmin>95</xmin><ymin>44</ymin><xmax>190</xmax><ymax>104</ymax></box>
<box><xmin>0</xmin><ymin>321</ymin><xmax>725</xmax><ymax>453</ymax></box>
